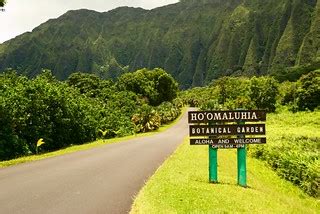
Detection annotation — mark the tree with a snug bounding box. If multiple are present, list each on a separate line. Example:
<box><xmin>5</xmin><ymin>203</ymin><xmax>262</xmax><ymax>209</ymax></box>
<box><xmin>117</xmin><ymin>68</ymin><xmax>178</xmax><ymax>106</ymax></box>
<box><xmin>296</xmin><ymin>70</ymin><xmax>320</xmax><ymax>111</ymax></box>
<box><xmin>67</xmin><ymin>72</ymin><xmax>102</xmax><ymax>97</ymax></box>
<box><xmin>211</xmin><ymin>76</ymin><xmax>253</xmax><ymax>110</ymax></box>
<box><xmin>249</xmin><ymin>76</ymin><xmax>278</xmax><ymax>112</ymax></box>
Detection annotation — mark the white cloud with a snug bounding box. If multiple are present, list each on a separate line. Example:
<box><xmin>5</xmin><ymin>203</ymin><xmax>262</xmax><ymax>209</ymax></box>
<box><xmin>0</xmin><ymin>0</ymin><xmax>178</xmax><ymax>43</ymax></box>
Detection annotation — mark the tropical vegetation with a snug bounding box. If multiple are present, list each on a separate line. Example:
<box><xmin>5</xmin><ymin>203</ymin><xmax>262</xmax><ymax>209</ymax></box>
<box><xmin>0</xmin><ymin>0</ymin><xmax>319</xmax><ymax>88</ymax></box>
<box><xmin>0</xmin><ymin>68</ymin><xmax>181</xmax><ymax>161</ymax></box>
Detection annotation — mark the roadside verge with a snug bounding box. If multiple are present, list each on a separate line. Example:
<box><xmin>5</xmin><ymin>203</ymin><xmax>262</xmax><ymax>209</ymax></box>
<box><xmin>130</xmin><ymin>138</ymin><xmax>319</xmax><ymax>213</ymax></box>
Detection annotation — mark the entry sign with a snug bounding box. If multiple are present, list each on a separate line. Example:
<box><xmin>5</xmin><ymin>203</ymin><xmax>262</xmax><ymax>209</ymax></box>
<box><xmin>188</xmin><ymin>110</ymin><xmax>266</xmax><ymax>187</ymax></box>
<box><xmin>188</xmin><ymin>110</ymin><xmax>267</xmax><ymax>147</ymax></box>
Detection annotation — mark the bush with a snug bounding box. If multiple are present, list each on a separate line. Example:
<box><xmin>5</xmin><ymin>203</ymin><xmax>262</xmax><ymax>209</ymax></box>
<box><xmin>179</xmin><ymin>87</ymin><xmax>217</xmax><ymax>107</ymax></box>
<box><xmin>249</xmin><ymin>76</ymin><xmax>278</xmax><ymax>112</ymax></box>
<box><xmin>117</xmin><ymin>68</ymin><xmax>178</xmax><ymax>106</ymax></box>
<box><xmin>0</xmin><ymin>97</ymin><xmax>30</xmax><ymax>160</ymax></box>
<box><xmin>156</xmin><ymin>102</ymin><xmax>181</xmax><ymax>124</ymax></box>
<box><xmin>250</xmin><ymin>139</ymin><xmax>319</xmax><ymax>198</ymax></box>
<box><xmin>296</xmin><ymin>70</ymin><xmax>320</xmax><ymax>111</ymax></box>
<box><xmin>132</xmin><ymin>105</ymin><xmax>161</xmax><ymax>133</ymax></box>
<box><xmin>278</xmin><ymin>81</ymin><xmax>297</xmax><ymax>106</ymax></box>
<box><xmin>278</xmin><ymin>70</ymin><xmax>320</xmax><ymax>112</ymax></box>
<box><xmin>0</xmin><ymin>72</ymin><xmax>103</xmax><ymax>155</ymax></box>
<box><xmin>212</xmin><ymin>77</ymin><xmax>252</xmax><ymax>109</ymax></box>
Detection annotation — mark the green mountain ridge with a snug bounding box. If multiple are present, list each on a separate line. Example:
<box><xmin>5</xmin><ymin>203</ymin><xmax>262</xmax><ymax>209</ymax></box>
<box><xmin>0</xmin><ymin>0</ymin><xmax>319</xmax><ymax>88</ymax></box>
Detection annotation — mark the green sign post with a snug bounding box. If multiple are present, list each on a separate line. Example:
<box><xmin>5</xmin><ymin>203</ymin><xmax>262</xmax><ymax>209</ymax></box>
<box><xmin>209</xmin><ymin>146</ymin><xmax>218</xmax><ymax>183</ymax></box>
<box><xmin>208</xmin><ymin>121</ymin><xmax>218</xmax><ymax>183</ymax></box>
<box><xmin>237</xmin><ymin>145</ymin><xmax>247</xmax><ymax>186</ymax></box>
<box><xmin>237</xmin><ymin>120</ymin><xmax>246</xmax><ymax>187</ymax></box>
<box><xmin>188</xmin><ymin>110</ymin><xmax>266</xmax><ymax>186</ymax></box>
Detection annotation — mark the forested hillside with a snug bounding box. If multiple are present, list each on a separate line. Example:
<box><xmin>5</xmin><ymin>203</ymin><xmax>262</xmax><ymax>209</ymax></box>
<box><xmin>0</xmin><ymin>0</ymin><xmax>319</xmax><ymax>88</ymax></box>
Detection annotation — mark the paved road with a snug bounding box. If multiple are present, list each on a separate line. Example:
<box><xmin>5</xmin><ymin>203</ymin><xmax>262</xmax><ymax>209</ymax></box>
<box><xmin>0</xmin><ymin>109</ymin><xmax>190</xmax><ymax>214</ymax></box>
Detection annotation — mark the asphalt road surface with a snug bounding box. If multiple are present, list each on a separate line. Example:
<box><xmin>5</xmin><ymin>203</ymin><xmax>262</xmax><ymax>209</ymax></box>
<box><xmin>0</xmin><ymin>109</ymin><xmax>190</xmax><ymax>214</ymax></box>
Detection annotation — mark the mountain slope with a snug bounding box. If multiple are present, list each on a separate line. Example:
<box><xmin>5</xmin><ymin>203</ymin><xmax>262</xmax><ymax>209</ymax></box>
<box><xmin>0</xmin><ymin>0</ymin><xmax>319</xmax><ymax>88</ymax></box>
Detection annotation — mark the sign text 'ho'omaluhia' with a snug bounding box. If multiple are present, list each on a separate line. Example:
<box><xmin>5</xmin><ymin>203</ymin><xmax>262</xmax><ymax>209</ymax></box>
<box><xmin>188</xmin><ymin>110</ymin><xmax>266</xmax><ymax>123</ymax></box>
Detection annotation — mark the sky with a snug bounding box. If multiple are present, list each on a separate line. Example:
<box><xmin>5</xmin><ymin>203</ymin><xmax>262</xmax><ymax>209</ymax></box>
<box><xmin>0</xmin><ymin>0</ymin><xmax>179</xmax><ymax>43</ymax></box>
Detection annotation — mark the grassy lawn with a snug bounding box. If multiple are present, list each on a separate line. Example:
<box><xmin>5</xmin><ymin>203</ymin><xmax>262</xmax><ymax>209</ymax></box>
<box><xmin>0</xmin><ymin>107</ymin><xmax>187</xmax><ymax>168</ymax></box>
<box><xmin>131</xmin><ymin>140</ymin><xmax>319</xmax><ymax>213</ymax></box>
<box><xmin>267</xmin><ymin>109</ymin><xmax>320</xmax><ymax>141</ymax></box>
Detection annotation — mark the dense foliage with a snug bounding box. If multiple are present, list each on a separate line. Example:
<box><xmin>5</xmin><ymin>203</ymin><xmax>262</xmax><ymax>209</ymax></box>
<box><xmin>181</xmin><ymin>73</ymin><xmax>320</xmax><ymax>112</ymax></box>
<box><xmin>280</xmin><ymin>70</ymin><xmax>320</xmax><ymax>111</ymax></box>
<box><xmin>117</xmin><ymin>68</ymin><xmax>178</xmax><ymax>106</ymax></box>
<box><xmin>180</xmin><ymin>76</ymin><xmax>279</xmax><ymax>112</ymax></box>
<box><xmin>249</xmin><ymin>111</ymin><xmax>320</xmax><ymax>198</ymax></box>
<box><xmin>0</xmin><ymin>0</ymin><xmax>319</xmax><ymax>88</ymax></box>
<box><xmin>0</xmin><ymin>68</ymin><xmax>180</xmax><ymax>161</ymax></box>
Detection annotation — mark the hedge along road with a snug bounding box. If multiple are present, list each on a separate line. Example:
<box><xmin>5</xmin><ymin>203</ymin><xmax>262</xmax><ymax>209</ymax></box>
<box><xmin>0</xmin><ymin>109</ymin><xmax>191</xmax><ymax>214</ymax></box>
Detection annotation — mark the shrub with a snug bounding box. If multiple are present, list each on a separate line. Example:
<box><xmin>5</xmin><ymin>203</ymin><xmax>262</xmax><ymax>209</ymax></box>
<box><xmin>296</xmin><ymin>70</ymin><xmax>320</xmax><ymax>111</ymax></box>
<box><xmin>67</xmin><ymin>72</ymin><xmax>102</xmax><ymax>97</ymax></box>
<box><xmin>0</xmin><ymin>72</ymin><xmax>105</xmax><ymax>158</ymax></box>
<box><xmin>117</xmin><ymin>68</ymin><xmax>178</xmax><ymax>106</ymax></box>
<box><xmin>249</xmin><ymin>76</ymin><xmax>278</xmax><ymax>112</ymax></box>
<box><xmin>0</xmin><ymin>97</ymin><xmax>30</xmax><ymax>160</ymax></box>
<box><xmin>250</xmin><ymin>140</ymin><xmax>319</xmax><ymax>198</ymax></box>
<box><xmin>156</xmin><ymin>102</ymin><xmax>181</xmax><ymax>124</ymax></box>
<box><xmin>132</xmin><ymin>105</ymin><xmax>161</xmax><ymax>133</ymax></box>
<box><xmin>278</xmin><ymin>81</ymin><xmax>297</xmax><ymax>106</ymax></box>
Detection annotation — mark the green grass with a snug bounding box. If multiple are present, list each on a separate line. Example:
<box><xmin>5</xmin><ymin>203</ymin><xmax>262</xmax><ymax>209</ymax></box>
<box><xmin>131</xmin><ymin>137</ymin><xmax>320</xmax><ymax>213</ymax></box>
<box><xmin>0</xmin><ymin>107</ymin><xmax>187</xmax><ymax>168</ymax></box>
<box><xmin>267</xmin><ymin>109</ymin><xmax>320</xmax><ymax>141</ymax></box>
